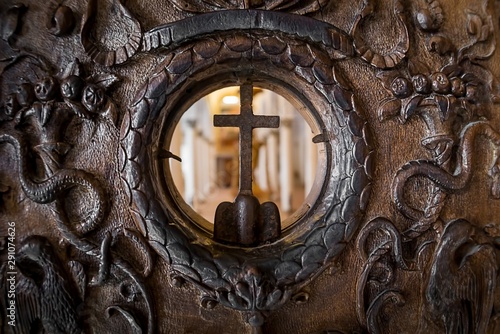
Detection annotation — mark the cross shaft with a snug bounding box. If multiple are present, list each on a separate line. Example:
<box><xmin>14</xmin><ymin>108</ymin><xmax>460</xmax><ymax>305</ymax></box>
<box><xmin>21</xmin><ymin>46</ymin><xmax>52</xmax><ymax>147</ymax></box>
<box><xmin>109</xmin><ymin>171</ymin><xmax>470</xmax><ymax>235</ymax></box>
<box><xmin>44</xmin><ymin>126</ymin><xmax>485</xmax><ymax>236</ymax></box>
<box><xmin>214</xmin><ymin>84</ymin><xmax>279</xmax><ymax>193</ymax></box>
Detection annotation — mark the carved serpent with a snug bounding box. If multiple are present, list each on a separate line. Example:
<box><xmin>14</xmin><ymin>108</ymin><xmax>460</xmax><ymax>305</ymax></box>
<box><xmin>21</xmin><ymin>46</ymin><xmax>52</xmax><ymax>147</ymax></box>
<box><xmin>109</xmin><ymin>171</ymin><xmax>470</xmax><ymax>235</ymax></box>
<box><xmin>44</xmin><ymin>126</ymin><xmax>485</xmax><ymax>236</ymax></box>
<box><xmin>0</xmin><ymin>132</ymin><xmax>107</xmax><ymax>234</ymax></box>
<box><xmin>393</xmin><ymin>121</ymin><xmax>500</xmax><ymax>221</ymax></box>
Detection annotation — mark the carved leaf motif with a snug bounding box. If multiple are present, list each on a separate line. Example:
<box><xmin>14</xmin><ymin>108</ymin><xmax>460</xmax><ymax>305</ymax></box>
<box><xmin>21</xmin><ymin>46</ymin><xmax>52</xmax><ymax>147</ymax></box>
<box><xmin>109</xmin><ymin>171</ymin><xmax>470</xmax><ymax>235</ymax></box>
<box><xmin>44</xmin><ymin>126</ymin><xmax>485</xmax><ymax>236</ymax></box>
<box><xmin>466</xmin><ymin>11</ymin><xmax>493</xmax><ymax>42</ymax></box>
<box><xmin>467</xmin><ymin>13</ymin><xmax>483</xmax><ymax>36</ymax></box>
<box><xmin>408</xmin><ymin>59</ymin><xmax>430</xmax><ymax>76</ymax></box>
<box><xmin>235</xmin><ymin>282</ymin><xmax>252</xmax><ymax>305</ymax></box>
<box><xmin>107</xmin><ymin>306</ymin><xmax>143</xmax><ymax>334</ymax></box>
<box><xmin>401</xmin><ymin>96</ymin><xmax>423</xmax><ymax>123</ymax></box>
<box><xmin>479</xmin><ymin>24</ymin><xmax>491</xmax><ymax>43</ymax></box>
<box><xmin>434</xmin><ymin>95</ymin><xmax>451</xmax><ymax>120</ymax></box>
<box><xmin>172</xmin><ymin>264</ymin><xmax>201</xmax><ymax>282</ymax></box>
<box><xmin>440</xmin><ymin>64</ymin><xmax>463</xmax><ymax>78</ymax></box>
<box><xmin>376</xmin><ymin>71</ymin><xmax>398</xmax><ymax>91</ymax></box>
<box><xmin>274</xmin><ymin>261</ymin><xmax>301</xmax><ymax>284</ymax></box>
<box><xmin>62</xmin><ymin>58</ymin><xmax>84</xmax><ymax>78</ymax></box>
<box><xmin>91</xmin><ymin>73</ymin><xmax>120</xmax><ymax>89</ymax></box>
<box><xmin>460</xmin><ymin>11</ymin><xmax>495</xmax><ymax>61</ymax></box>
<box><xmin>226</xmin><ymin>292</ymin><xmax>246</xmax><ymax>309</ymax></box>
<box><xmin>377</xmin><ymin>98</ymin><xmax>401</xmax><ymax>122</ymax></box>
<box><xmin>264</xmin><ymin>289</ymin><xmax>284</xmax><ymax>309</ymax></box>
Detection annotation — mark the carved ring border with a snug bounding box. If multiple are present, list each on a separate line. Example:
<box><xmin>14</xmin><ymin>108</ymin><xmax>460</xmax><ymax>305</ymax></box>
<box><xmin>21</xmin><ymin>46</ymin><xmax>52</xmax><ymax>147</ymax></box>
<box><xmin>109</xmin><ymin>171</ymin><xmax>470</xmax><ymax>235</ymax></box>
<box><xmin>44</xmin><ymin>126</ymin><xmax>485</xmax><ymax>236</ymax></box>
<box><xmin>119</xmin><ymin>12</ymin><xmax>374</xmax><ymax>313</ymax></box>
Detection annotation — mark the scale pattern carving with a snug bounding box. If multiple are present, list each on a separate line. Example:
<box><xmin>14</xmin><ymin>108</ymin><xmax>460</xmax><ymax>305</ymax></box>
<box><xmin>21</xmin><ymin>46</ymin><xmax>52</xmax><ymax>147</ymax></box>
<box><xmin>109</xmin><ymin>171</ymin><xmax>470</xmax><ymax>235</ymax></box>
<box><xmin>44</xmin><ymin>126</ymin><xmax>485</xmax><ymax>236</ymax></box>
<box><xmin>120</xmin><ymin>22</ymin><xmax>374</xmax><ymax>325</ymax></box>
<box><xmin>354</xmin><ymin>0</ymin><xmax>500</xmax><ymax>333</ymax></box>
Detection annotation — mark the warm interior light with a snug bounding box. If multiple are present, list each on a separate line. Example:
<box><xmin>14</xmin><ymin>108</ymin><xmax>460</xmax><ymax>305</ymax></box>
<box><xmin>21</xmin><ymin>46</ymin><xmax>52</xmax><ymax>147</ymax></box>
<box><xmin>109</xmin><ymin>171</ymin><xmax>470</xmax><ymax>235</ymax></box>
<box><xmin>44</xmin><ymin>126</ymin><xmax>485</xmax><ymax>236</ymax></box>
<box><xmin>168</xmin><ymin>87</ymin><xmax>321</xmax><ymax>230</ymax></box>
<box><xmin>222</xmin><ymin>95</ymin><xmax>239</xmax><ymax>105</ymax></box>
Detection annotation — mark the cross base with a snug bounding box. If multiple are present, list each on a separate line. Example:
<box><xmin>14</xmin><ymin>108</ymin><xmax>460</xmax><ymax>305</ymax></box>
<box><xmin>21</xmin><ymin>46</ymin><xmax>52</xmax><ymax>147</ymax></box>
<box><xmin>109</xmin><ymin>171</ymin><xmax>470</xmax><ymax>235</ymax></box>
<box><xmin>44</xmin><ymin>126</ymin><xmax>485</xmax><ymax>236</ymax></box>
<box><xmin>214</xmin><ymin>193</ymin><xmax>281</xmax><ymax>246</ymax></box>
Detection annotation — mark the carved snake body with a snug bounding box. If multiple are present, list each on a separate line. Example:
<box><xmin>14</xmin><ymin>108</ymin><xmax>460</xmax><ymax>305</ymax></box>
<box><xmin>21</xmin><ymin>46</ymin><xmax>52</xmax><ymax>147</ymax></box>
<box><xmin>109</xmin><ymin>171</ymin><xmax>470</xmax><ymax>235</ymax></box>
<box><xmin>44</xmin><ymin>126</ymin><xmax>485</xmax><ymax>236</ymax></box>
<box><xmin>393</xmin><ymin>121</ymin><xmax>500</xmax><ymax>221</ymax></box>
<box><xmin>0</xmin><ymin>132</ymin><xmax>107</xmax><ymax>234</ymax></box>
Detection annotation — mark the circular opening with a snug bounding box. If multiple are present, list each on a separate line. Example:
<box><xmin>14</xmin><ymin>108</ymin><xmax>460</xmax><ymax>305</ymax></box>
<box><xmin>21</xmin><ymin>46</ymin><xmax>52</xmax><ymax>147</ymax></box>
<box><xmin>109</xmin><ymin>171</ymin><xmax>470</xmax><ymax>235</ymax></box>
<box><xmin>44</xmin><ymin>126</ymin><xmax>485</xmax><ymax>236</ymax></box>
<box><xmin>163</xmin><ymin>85</ymin><xmax>325</xmax><ymax>232</ymax></box>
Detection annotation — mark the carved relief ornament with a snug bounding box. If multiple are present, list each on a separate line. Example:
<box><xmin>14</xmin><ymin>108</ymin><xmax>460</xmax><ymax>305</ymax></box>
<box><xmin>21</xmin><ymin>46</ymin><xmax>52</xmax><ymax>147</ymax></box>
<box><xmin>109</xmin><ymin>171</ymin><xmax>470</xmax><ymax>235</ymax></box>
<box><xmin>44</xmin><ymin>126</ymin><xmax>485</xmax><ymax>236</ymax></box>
<box><xmin>120</xmin><ymin>9</ymin><xmax>374</xmax><ymax>328</ymax></box>
<box><xmin>1</xmin><ymin>0</ymin><xmax>500</xmax><ymax>332</ymax></box>
<box><xmin>355</xmin><ymin>0</ymin><xmax>500</xmax><ymax>333</ymax></box>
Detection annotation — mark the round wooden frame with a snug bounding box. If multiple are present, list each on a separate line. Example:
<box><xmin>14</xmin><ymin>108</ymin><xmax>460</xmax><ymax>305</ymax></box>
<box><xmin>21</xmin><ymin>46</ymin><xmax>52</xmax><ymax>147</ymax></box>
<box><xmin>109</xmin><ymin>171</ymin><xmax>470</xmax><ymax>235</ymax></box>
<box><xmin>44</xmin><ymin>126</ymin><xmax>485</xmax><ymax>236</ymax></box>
<box><xmin>119</xmin><ymin>11</ymin><xmax>374</xmax><ymax>316</ymax></box>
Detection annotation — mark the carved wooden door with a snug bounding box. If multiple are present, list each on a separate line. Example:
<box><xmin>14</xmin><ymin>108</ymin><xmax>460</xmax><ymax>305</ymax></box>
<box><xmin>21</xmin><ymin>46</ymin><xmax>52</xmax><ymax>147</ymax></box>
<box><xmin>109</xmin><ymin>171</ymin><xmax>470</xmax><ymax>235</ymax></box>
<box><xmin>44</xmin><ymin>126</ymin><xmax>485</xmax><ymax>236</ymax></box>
<box><xmin>1</xmin><ymin>0</ymin><xmax>500</xmax><ymax>333</ymax></box>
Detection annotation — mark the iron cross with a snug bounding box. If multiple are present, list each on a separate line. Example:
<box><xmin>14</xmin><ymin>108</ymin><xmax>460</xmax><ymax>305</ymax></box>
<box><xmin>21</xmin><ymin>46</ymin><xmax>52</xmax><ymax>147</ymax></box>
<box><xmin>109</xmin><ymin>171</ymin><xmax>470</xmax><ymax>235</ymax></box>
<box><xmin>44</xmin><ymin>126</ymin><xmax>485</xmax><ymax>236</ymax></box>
<box><xmin>214</xmin><ymin>83</ymin><xmax>280</xmax><ymax>194</ymax></box>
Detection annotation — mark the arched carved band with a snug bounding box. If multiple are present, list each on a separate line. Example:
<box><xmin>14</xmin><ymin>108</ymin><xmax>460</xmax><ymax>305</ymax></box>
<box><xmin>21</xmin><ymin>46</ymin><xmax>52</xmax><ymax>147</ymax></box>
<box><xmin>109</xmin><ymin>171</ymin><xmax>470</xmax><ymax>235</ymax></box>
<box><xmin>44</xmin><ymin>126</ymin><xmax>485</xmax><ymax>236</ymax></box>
<box><xmin>142</xmin><ymin>10</ymin><xmax>354</xmax><ymax>57</ymax></box>
<box><xmin>120</xmin><ymin>14</ymin><xmax>374</xmax><ymax>315</ymax></box>
<box><xmin>142</xmin><ymin>10</ymin><xmax>354</xmax><ymax>58</ymax></box>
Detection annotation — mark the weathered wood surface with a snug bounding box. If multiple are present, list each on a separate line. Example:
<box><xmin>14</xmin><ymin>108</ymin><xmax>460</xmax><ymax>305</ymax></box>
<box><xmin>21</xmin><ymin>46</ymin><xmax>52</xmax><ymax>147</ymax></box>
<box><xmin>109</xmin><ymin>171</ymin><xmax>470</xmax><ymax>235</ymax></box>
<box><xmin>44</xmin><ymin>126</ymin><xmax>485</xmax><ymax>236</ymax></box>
<box><xmin>1</xmin><ymin>0</ymin><xmax>500</xmax><ymax>333</ymax></box>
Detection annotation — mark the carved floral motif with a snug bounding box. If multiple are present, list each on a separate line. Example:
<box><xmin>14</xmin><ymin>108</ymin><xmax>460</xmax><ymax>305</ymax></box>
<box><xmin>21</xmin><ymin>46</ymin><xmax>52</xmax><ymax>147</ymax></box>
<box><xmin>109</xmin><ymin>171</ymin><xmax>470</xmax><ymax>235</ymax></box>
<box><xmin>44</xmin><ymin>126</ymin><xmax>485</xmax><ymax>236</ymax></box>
<box><xmin>356</xmin><ymin>1</ymin><xmax>500</xmax><ymax>333</ymax></box>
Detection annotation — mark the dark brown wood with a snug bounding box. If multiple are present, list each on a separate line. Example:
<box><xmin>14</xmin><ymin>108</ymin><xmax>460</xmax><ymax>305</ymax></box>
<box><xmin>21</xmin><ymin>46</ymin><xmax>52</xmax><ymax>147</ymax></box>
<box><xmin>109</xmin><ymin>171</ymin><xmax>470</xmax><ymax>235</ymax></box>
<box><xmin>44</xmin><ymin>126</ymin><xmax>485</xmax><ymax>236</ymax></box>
<box><xmin>1</xmin><ymin>0</ymin><xmax>500</xmax><ymax>333</ymax></box>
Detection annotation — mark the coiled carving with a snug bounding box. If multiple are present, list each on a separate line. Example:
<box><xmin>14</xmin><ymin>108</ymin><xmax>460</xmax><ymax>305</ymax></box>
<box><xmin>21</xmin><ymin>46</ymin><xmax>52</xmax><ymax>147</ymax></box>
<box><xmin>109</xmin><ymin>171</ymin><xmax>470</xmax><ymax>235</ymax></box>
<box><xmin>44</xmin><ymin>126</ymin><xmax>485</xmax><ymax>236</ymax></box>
<box><xmin>120</xmin><ymin>14</ymin><xmax>374</xmax><ymax>320</ymax></box>
<box><xmin>0</xmin><ymin>132</ymin><xmax>107</xmax><ymax>234</ymax></box>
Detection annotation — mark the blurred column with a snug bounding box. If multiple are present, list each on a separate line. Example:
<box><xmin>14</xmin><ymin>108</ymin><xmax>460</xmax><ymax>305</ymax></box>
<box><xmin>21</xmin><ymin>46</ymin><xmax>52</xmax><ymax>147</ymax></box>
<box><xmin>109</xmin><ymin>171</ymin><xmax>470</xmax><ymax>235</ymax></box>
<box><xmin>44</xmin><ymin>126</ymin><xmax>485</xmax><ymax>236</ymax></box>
<box><xmin>169</xmin><ymin>123</ymin><xmax>184</xmax><ymax>198</ymax></box>
<box><xmin>304</xmin><ymin>130</ymin><xmax>318</xmax><ymax>196</ymax></box>
<box><xmin>266</xmin><ymin>131</ymin><xmax>279</xmax><ymax>201</ymax></box>
<box><xmin>194</xmin><ymin>128</ymin><xmax>205</xmax><ymax>204</ymax></box>
<box><xmin>181</xmin><ymin>120</ymin><xmax>196</xmax><ymax>205</ymax></box>
<box><xmin>279</xmin><ymin>118</ymin><xmax>293</xmax><ymax>213</ymax></box>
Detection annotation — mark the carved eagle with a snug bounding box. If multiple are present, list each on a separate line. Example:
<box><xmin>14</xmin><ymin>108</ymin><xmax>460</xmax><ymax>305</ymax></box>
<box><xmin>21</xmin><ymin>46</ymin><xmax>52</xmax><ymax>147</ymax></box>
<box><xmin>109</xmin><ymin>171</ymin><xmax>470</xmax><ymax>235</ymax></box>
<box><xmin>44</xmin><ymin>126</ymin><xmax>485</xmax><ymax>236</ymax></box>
<box><xmin>15</xmin><ymin>236</ymin><xmax>81</xmax><ymax>334</ymax></box>
<box><xmin>426</xmin><ymin>219</ymin><xmax>497</xmax><ymax>333</ymax></box>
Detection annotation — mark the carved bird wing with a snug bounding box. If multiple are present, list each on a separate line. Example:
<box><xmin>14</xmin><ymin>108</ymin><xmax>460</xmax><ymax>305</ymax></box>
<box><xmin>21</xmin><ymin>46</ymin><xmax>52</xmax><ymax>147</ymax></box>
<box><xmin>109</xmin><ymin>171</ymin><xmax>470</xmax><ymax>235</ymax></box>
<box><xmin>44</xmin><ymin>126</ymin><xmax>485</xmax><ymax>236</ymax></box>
<box><xmin>430</xmin><ymin>219</ymin><xmax>498</xmax><ymax>334</ymax></box>
<box><xmin>453</xmin><ymin>241</ymin><xmax>497</xmax><ymax>334</ymax></box>
<box><xmin>14</xmin><ymin>275</ymin><xmax>41</xmax><ymax>334</ymax></box>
